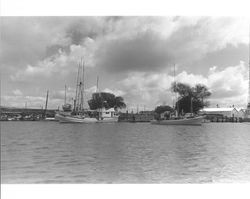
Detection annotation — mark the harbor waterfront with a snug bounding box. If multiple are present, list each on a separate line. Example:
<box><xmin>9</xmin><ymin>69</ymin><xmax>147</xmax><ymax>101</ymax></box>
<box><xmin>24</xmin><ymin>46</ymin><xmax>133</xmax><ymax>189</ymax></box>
<box><xmin>1</xmin><ymin>121</ymin><xmax>250</xmax><ymax>183</ymax></box>
<box><xmin>1</xmin><ymin>16</ymin><xmax>250</xmax><ymax>188</ymax></box>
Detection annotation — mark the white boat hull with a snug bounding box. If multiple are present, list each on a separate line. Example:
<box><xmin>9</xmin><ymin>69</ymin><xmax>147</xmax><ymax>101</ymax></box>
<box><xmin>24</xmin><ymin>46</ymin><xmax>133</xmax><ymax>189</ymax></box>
<box><xmin>96</xmin><ymin>117</ymin><xmax>119</xmax><ymax>123</ymax></box>
<box><xmin>150</xmin><ymin>116</ymin><xmax>204</xmax><ymax>126</ymax></box>
<box><xmin>56</xmin><ymin>114</ymin><xmax>97</xmax><ymax>123</ymax></box>
<box><xmin>44</xmin><ymin>117</ymin><xmax>56</xmax><ymax>121</ymax></box>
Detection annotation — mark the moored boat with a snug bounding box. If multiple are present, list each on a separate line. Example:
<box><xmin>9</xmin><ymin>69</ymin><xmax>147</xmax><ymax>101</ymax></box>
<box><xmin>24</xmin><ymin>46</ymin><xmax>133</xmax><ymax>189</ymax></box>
<box><xmin>56</xmin><ymin>114</ymin><xmax>97</xmax><ymax>123</ymax></box>
<box><xmin>151</xmin><ymin>64</ymin><xmax>204</xmax><ymax>126</ymax></box>
<box><xmin>150</xmin><ymin>116</ymin><xmax>204</xmax><ymax>126</ymax></box>
<box><xmin>57</xmin><ymin>59</ymin><xmax>97</xmax><ymax>123</ymax></box>
<box><xmin>96</xmin><ymin>116</ymin><xmax>119</xmax><ymax>123</ymax></box>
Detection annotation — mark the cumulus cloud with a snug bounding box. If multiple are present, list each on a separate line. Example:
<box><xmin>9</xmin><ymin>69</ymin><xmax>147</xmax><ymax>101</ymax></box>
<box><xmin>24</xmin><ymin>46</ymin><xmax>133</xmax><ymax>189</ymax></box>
<box><xmin>1</xmin><ymin>17</ymin><xmax>249</xmax><ymax>109</ymax></box>
<box><xmin>116</xmin><ymin>62</ymin><xmax>248</xmax><ymax>110</ymax></box>
<box><xmin>94</xmin><ymin>17</ymin><xmax>249</xmax><ymax>73</ymax></box>
<box><xmin>207</xmin><ymin>62</ymin><xmax>248</xmax><ymax>101</ymax></box>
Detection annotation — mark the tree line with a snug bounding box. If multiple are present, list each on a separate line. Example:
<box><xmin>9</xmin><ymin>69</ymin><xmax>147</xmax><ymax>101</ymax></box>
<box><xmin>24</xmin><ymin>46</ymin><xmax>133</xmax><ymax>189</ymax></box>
<box><xmin>86</xmin><ymin>82</ymin><xmax>211</xmax><ymax>115</ymax></box>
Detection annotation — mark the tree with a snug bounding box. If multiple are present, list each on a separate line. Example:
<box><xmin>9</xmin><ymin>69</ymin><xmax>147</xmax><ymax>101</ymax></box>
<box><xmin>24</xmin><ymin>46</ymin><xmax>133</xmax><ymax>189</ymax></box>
<box><xmin>88</xmin><ymin>92</ymin><xmax>126</xmax><ymax>110</ymax></box>
<box><xmin>172</xmin><ymin>82</ymin><xmax>192</xmax><ymax>97</ymax></box>
<box><xmin>177</xmin><ymin>96</ymin><xmax>203</xmax><ymax>114</ymax></box>
<box><xmin>113</xmin><ymin>96</ymin><xmax>126</xmax><ymax>110</ymax></box>
<box><xmin>192</xmin><ymin>84</ymin><xmax>211</xmax><ymax>104</ymax></box>
<box><xmin>154</xmin><ymin>105</ymin><xmax>174</xmax><ymax>114</ymax></box>
<box><xmin>171</xmin><ymin>82</ymin><xmax>211</xmax><ymax>114</ymax></box>
<box><xmin>154</xmin><ymin>105</ymin><xmax>174</xmax><ymax>120</ymax></box>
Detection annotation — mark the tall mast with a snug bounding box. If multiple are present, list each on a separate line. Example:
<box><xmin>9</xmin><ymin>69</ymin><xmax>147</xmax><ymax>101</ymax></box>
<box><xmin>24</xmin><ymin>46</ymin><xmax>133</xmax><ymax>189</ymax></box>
<box><xmin>77</xmin><ymin>62</ymin><xmax>82</xmax><ymax>112</ymax></box>
<box><xmin>96</xmin><ymin>76</ymin><xmax>99</xmax><ymax>93</ymax></box>
<box><xmin>44</xmin><ymin>90</ymin><xmax>49</xmax><ymax>118</ymax></box>
<box><xmin>64</xmin><ymin>85</ymin><xmax>67</xmax><ymax>105</ymax></box>
<box><xmin>82</xmin><ymin>58</ymin><xmax>85</xmax><ymax>111</ymax></box>
<box><xmin>74</xmin><ymin>63</ymin><xmax>80</xmax><ymax>112</ymax></box>
<box><xmin>174</xmin><ymin>64</ymin><xmax>179</xmax><ymax>115</ymax></box>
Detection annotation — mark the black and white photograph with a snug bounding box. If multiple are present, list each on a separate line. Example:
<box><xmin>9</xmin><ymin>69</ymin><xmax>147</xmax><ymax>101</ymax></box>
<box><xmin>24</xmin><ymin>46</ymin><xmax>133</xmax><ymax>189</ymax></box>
<box><xmin>1</xmin><ymin>0</ymin><xmax>250</xmax><ymax>198</ymax></box>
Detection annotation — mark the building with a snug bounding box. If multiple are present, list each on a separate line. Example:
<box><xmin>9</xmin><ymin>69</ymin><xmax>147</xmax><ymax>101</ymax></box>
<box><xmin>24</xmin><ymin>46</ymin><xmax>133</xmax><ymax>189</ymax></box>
<box><xmin>199</xmin><ymin>107</ymin><xmax>239</xmax><ymax>118</ymax></box>
<box><xmin>236</xmin><ymin>108</ymin><xmax>245</xmax><ymax>118</ymax></box>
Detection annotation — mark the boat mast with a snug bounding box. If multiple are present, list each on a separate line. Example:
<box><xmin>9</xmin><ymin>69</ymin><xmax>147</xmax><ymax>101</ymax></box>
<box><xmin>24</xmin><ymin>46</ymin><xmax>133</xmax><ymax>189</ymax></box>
<box><xmin>44</xmin><ymin>90</ymin><xmax>49</xmax><ymax>118</ymax></box>
<box><xmin>74</xmin><ymin>63</ymin><xmax>80</xmax><ymax>113</ymax></box>
<box><xmin>96</xmin><ymin>76</ymin><xmax>99</xmax><ymax>93</ymax></box>
<box><xmin>81</xmin><ymin>58</ymin><xmax>85</xmax><ymax>112</ymax></box>
<box><xmin>64</xmin><ymin>85</ymin><xmax>67</xmax><ymax>105</ymax></box>
<box><xmin>174</xmin><ymin>64</ymin><xmax>179</xmax><ymax>116</ymax></box>
<box><xmin>77</xmin><ymin>62</ymin><xmax>82</xmax><ymax>113</ymax></box>
<box><xmin>190</xmin><ymin>96</ymin><xmax>193</xmax><ymax>114</ymax></box>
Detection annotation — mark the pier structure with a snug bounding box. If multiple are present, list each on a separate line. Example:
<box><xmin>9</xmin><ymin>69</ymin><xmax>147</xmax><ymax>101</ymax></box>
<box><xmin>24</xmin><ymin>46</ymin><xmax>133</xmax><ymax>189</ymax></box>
<box><xmin>0</xmin><ymin>107</ymin><xmax>56</xmax><ymax>121</ymax></box>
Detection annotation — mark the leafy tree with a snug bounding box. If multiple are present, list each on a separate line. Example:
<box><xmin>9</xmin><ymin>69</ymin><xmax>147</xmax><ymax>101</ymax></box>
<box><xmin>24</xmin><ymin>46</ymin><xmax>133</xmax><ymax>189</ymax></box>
<box><xmin>88</xmin><ymin>92</ymin><xmax>126</xmax><ymax>110</ymax></box>
<box><xmin>172</xmin><ymin>82</ymin><xmax>211</xmax><ymax>114</ymax></box>
<box><xmin>113</xmin><ymin>96</ymin><xmax>126</xmax><ymax>110</ymax></box>
<box><xmin>154</xmin><ymin>105</ymin><xmax>174</xmax><ymax>120</ymax></box>
<box><xmin>172</xmin><ymin>82</ymin><xmax>192</xmax><ymax>97</ymax></box>
<box><xmin>177</xmin><ymin>96</ymin><xmax>203</xmax><ymax>114</ymax></box>
<box><xmin>154</xmin><ymin>105</ymin><xmax>174</xmax><ymax>114</ymax></box>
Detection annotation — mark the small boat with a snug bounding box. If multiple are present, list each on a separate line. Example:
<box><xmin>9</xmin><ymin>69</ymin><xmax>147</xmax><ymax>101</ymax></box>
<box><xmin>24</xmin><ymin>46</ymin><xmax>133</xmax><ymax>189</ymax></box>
<box><xmin>151</xmin><ymin>64</ymin><xmax>204</xmax><ymax>126</ymax></box>
<box><xmin>56</xmin><ymin>114</ymin><xmax>97</xmax><ymax>123</ymax></box>
<box><xmin>97</xmin><ymin>117</ymin><xmax>119</xmax><ymax>123</ymax></box>
<box><xmin>151</xmin><ymin>116</ymin><xmax>204</xmax><ymax>126</ymax></box>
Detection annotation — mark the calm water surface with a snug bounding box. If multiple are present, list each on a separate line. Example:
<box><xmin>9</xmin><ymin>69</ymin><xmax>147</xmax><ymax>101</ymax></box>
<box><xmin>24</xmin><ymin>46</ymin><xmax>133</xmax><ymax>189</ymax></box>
<box><xmin>1</xmin><ymin>121</ymin><xmax>250</xmax><ymax>183</ymax></box>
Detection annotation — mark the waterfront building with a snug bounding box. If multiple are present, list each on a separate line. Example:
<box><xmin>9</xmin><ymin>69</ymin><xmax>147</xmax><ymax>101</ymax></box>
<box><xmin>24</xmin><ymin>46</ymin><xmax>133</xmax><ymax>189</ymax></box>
<box><xmin>236</xmin><ymin>108</ymin><xmax>246</xmax><ymax>118</ymax></box>
<box><xmin>200</xmin><ymin>107</ymin><xmax>239</xmax><ymax>118</ymax></box>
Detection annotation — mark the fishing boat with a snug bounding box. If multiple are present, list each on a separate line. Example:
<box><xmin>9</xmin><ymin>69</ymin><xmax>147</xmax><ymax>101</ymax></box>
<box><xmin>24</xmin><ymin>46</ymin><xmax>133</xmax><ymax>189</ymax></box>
<box><xmin>94</xmin><ymin>77</ymin><xmax>119</xmax><ymax>123</ymax></box>
<box><xmin>55</xmin><ymin>85</ymin><xmax>73</xmax><ymax>121</ymax></box>
<box><xmin>151</xmin><ymin>116</ymin><xmax>204</xmax><ymax>126</ymax></box>
<box><xmin>150</xmin><ymin>64</ymin><xmax>203</xmax><ymax>126</ymax></box>
<box><xmin>56</xmin><ymin>114</ymin><xmax>97</xmax><ymax>123</ymax></box>
<box><xmin>57</xmin><ymin>59</ymin><xmax>97</xmax><ymax>123</ymax></box>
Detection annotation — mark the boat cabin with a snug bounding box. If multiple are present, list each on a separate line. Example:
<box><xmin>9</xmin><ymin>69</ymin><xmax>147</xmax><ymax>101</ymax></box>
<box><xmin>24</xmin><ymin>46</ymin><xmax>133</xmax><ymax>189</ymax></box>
<box><xmin>99</xmin><ymin>108</ymin><xmax>118</xmax><ymax>118</ymax></box>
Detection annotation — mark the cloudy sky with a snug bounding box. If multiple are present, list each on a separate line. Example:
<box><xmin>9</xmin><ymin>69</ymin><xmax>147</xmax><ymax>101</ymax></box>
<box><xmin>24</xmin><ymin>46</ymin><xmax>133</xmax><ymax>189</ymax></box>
<box><xmin>1</xmin><ymin>16</ymin><xmax>249</xmax><ymax>110</ymax></box>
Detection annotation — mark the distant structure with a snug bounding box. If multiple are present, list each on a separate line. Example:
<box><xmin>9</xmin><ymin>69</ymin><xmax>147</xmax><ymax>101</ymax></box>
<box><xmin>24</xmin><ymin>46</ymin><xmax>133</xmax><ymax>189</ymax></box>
<box><xmin>200</xmin><ymin>107</ymin><xmax>239</xmax><ymax>118</ymax></box>
<box><xmin>245</xmin><ymin>25</ymin><xmax>250</xmax><ymax>119</ymax></box>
